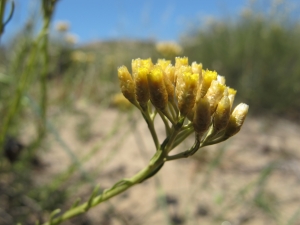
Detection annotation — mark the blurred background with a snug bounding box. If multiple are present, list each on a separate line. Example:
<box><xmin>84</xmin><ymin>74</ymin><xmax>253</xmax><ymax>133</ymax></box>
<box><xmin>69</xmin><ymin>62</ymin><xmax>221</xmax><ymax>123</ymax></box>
<box><xmin>1</xmin><ymin>0</ymin><xmax>300</xmax><ymax>224</ymax></box>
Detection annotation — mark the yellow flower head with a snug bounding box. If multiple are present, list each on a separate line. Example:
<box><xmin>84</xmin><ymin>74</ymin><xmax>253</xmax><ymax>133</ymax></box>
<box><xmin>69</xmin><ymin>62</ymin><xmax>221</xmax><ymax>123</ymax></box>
<box><xmin>213</xmin><ymin>94</ymin><xmax>231</xmax><ymax>133</ymax></box>
<box><xmin>191</xmin><ymin>62</ymin><xmax>203</xmax><ymax>82</ymax></box>
<box><xmin>176</xmin><ymin>71</ymin><xmax>199</xmax><ymax>116</ymax></box>
<box><xmin>175</xmin><ymin>56</ymin><xmax>189</xmax><ymax>70</ymax></box>
<box><xmin>205</xmin><ymin>80</ymin><xmax>226</xmax><ymax>114</ymax></box>
<box><xmin>224</xmin><ymin>103</ymin><xmax>249</xmax><ymax>137</ymax></box>
<box><xmin>228</xmin><ymin>88</ymin><xmax>237</xmax><ymax>108</ymax></box>
<box><xmin>117</xmin><ymin>57</ymin><xmax>248</xmax><ymax>143</ymax></box>
<box><xmin>164</xmin><ymin>64</ymin><xmax>176</xmax><ymax>85</ymax></box>
<box><xmin>193</xmin><ymin>96</ymin><xmax>211</xmax><ymax>134</ymax></box>
<box><xmin>156</xmin><ymin>42</ymin><xmax>183</xmax><ymax>58</ymax></box>
<box><xmin>117</xmin><ymin>66</ymin><xmax>136</xmax><ymax>104</ymax></box>
<box><xmin>197</xmin><ymin>69</ymin><xmax>218</xmax><ymax>99</ymax></box>
<box><xmin>135</xmin><ymin>66</ymin><xmax>150</xmax><ymax>106</ymax></box>
<box><xmin>157</xmin><ymin>59</ymin><xmax>171</xmax><ymax>70</ymax></box>
<box><xmin>148</xmin><ymin>65</ymin><xmax>168</xmax><ymax>110</ymax></box>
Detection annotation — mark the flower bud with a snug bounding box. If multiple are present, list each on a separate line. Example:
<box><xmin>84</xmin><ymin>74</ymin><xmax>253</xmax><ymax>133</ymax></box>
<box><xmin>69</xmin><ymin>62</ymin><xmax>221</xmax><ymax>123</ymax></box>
<box><xmin>157</xmin><ymin>59</ymin><xmax>171</xmax><ymax>70</ymax></box>
<box><xmin>175</xmin><ymin>56</ymin><xmax>188</xmax><ymax>69</ymax></box>
<box><xmin>131</xmin><ymin>58</ymin><xmax>141</xmax><ymax>76</ymax></box>
<box><xmin>163</xmin><ymin>71</ymin><xmax>175</xmax><ymax>102</ymax></box>
<box><xmin>224</xmin><ymin>103</ymin><xmax>249</xmax><ymax>137</ymax></box>
<box><xmin>176</xmin><ymin>71</ymin><xmax>199</xmax><ymax>116</ymax></box>
<box><xmin>117</xmin><ymin>66</ymin><xmax>136</xmax><ymax>104</ymax></box>
<box><xmin>135</xmin><ymin>67</ymin><xmax>150</xmax><ymax>106</ymax></box>
<box><xmin>197</xmin><ymin>69</ymin><xmax>217</xmax><ymax>99</ymax></box>
<box><xmin>148</xmin><ymin>66</ymin><xmax>168</xmax><ymax>110</ymax></box>
<box><xmin>217</xmin><ymin>75</ymin><xmax>226</xmax><ymax>85</ymax></box>
<box><xmin>228</xmin><ymin>88</ymin><xmax>237</xmax><ymax>108</ymax></box>
<box><xmin>205</xmin><ymin>80</ymin><xmax>226</xmax><ymax>114</ymax></box>
<box><xmin>164</xmin><ymin>64</ymin><xmax>176</xmax><ymax>85</ymax></box>
<box><xmin>191</xmin><ymin>62</ymin><xmax>203</xmax><ymax>84</ymax></box>
<box><xmin>191</xmin><ymin>62</ymin><xmax>202</xmax><ymax>75</ymax></box>
<box><xmin>213</xmin><ymin>95</ymin><xmax>231</xmax><ymax>133</ymax></box>
<box><xmin>193</xmin><ymin>96</ymin><xmax>211</xmax><ymax>134</ymax></box>
<box><xmin>174</xmin><ymin>57</ymin><xmax>189</xmax><ymax>84</ymax></box>
<box><xmin>132</xmin><ymin>58</ymin><xmax>153</xmax><ymax>76</ymax></box>
<box><xmin>186</xmin><ymin>107</ymin><xmax>195</xmax><ymax>122</ymax></box>
<box><xmin>142</xmin><ymin>58</ymin><xmax>153</xmax><ymax>70</ymax></box>
<box><xmin>175</xmin><ymin>66</ymin><xmax>192</xmax><ymax>97</ymax></box>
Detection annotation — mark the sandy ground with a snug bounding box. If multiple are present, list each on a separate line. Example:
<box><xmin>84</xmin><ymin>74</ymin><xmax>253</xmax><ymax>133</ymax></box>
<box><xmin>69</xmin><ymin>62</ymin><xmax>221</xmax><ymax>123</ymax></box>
<box><xmin>35</xmin><ymin>102</ymin><xmax>300</xmax><ymax>225</ymax></box>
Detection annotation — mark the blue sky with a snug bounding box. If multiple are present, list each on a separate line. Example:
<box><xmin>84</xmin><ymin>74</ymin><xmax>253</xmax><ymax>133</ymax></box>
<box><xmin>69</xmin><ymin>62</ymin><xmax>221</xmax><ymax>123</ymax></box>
<box><xmin>2</xmin><ymin>0</ymin><xmax>299</xmax><ymax>45</ymax></box>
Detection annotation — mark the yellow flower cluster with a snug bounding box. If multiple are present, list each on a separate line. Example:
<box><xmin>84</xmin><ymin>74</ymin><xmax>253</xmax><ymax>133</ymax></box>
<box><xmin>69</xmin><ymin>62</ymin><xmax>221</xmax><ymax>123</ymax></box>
<box><xmin>71</xmin><ymin>51</ymin><xmax>95</xmax><ymax>63</ymax></box>
<box><xmin>65</xmin><ymin>33</ymin><xmax>78</xmax><ymax>45</ymax></box>
<box><xmin>55</xmin><ymin>21</ymin><xmax>70</xmax><ymax>32</ymax></box>
<box><xmin>118</xmin><ymin>57</ymin><xmax>248</xmax><ymax>143</ymax></box>
<box><xmin>156</xmin><ymin>42</ymin><xmax>183</xmax><ymax>58</ymax></box>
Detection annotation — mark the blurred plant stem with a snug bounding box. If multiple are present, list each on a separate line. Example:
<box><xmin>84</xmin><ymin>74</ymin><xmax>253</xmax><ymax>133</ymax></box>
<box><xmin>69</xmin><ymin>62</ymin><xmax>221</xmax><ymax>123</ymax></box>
<box><xmin>0</xmin><ymin>0</ymin><xmax>57</xmax><ymax>155</ymax></box>
<box><xmin>42</xmin><ymin>107</ymin><xmax>201</xmax><ymax>224</ymax></box>
<box><xmin>36</xmin><ymin>0</ymin><xmax>56</xmax><ymax>144</ymax></box>
<box><xmin>0</xmin><ymin>0</ymin><xmax>14</xmax><ymax>41</ymax></box>
<box><xmin>0</xmin><ymin>0</ymin><xmax>6</xmax><ymax>39</ymax></box>
<box><xmin>43</xmin><ymin>142</ymin><xmax>167</xmax><ymax>225</ymax></box>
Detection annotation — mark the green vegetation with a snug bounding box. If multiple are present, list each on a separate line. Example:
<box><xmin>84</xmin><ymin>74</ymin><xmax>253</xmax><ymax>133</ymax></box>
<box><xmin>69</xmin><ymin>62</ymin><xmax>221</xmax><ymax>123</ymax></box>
<box><xmin>182</xmin><ymin>4</ymin><xmax>300</xmax><ymax>118</ymax></box>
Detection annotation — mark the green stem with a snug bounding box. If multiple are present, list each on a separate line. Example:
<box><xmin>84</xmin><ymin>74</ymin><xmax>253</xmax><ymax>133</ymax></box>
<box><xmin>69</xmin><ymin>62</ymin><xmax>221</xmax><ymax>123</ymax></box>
<box><xmin>167</xmin><ymin>101</ymin><xmax>176</xmax><ymax>119</ymax></box>
<box><xmin>0</xmin><ymin>0</ymin><xmax>6</xmax><ymax>39</ymax></box>
<box><xmin>140</xmin><ymin>107</ymin><xmax>159</xmax><ymax>150</ymax></box>
<box><xmin>163</xmin><ymin>116</ymin><xmax>185</xmax><ymax>153</ymax></box>
<box><xmin>42</xmin><ymin>150</ymin><xmax>166</xmax><ymax>225</ymax></box>
<box><xmin>0</xmin><ymin>40</ymin><xmax>39</xmax><ymax>151</ymax></box>
<box><xmin>171</xmin><ymin>126</ymin><xmax>194</xmax><ymax>149</ymax></box>
<box><xmin>0</xmin><ymin>0</ymin><xmax>14</xmax><ymax>42</ymax></box>
<box><xmin>38</xmin><ymin>2</ymin><xmax>53</xmax><ymax>140</ymax></box>
<box><xmin>170</xmin><ymin>100</ymin><xmax>178</xmax><ymax>113</ymax></box>
<box><xmin>157</xmin><ymin>110</ymin><xmax>171</xmax><ymax>135</ymax></box>
<box><xmin>201</xmin><ymin>136</ymin><xmax>229</xmax><ymax>147</ymax></box>
<box><xmin>0</xmin><ymin>0</ymin><xmax>57</xmax><ymax>153</ymax></box>
<box><xmin>161</xmin><ymin>108</ymin><xmax>175</xmax><ymax>125</ymax></box>
<box><xmin>166</xmin><ymin>135</ymin><xmax>201</xmax><ymax>161</ymax></box>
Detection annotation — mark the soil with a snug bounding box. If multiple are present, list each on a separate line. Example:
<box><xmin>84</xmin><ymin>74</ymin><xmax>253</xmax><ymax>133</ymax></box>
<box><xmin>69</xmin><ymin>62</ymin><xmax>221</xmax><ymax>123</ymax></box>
<box><xmin>34</xmin><ymin>101</ymin><xmax>300</xmax><ymax>225</ymax></box>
